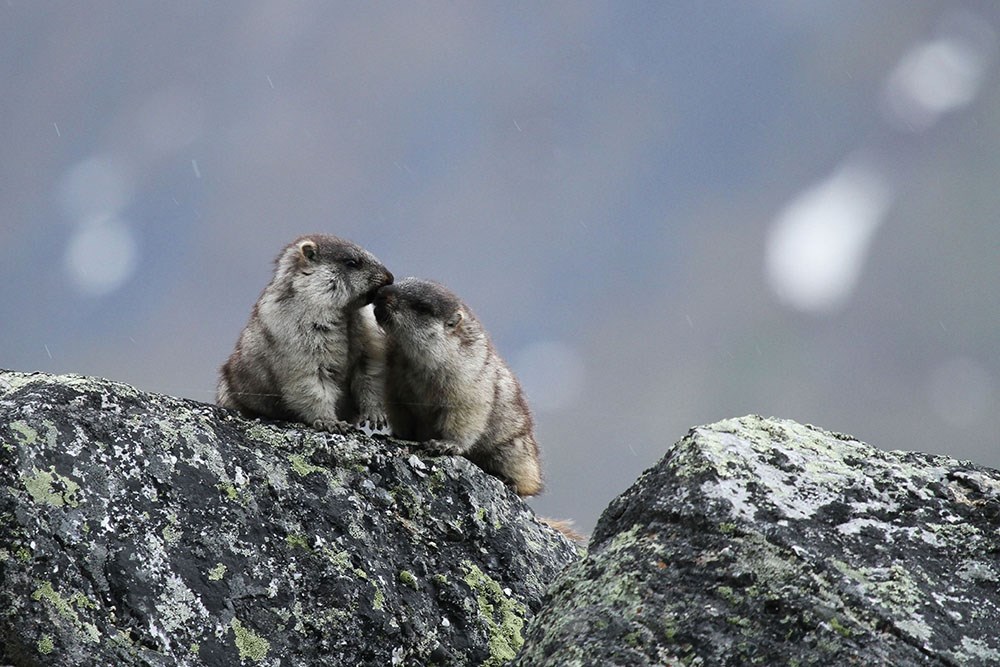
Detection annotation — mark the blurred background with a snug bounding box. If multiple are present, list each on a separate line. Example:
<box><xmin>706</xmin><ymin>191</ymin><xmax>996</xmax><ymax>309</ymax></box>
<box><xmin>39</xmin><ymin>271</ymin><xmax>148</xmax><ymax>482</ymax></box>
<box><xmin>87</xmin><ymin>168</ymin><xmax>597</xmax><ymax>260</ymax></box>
<box><xmin>3</xmin><ymin>2</ymin><xmax>999</xmax><ymax>532</ymax></box>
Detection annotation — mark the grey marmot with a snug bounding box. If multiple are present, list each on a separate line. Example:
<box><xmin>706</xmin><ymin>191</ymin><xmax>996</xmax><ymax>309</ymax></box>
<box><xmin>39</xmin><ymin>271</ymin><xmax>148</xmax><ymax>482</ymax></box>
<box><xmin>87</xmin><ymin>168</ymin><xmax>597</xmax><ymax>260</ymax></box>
<box><xmin>373</xmin><ymin>277</ymin><xmax>543</xmax><ymax>497</ymax></box>
<box><xmin>217</xmin><ymin>234</ymin><xmax>393</xmax><ymax>433</ymax></box>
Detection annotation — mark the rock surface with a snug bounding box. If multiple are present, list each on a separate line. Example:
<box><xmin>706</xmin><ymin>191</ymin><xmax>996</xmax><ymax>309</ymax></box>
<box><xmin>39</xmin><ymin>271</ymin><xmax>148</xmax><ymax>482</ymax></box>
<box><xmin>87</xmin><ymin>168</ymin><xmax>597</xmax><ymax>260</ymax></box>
<box><xmin>514</xmin><ymin>416</ymin><xmax>1000</xmax><ymax>666</ymax></box>
<box><xmin>8</xmin><ymin>371</ymin><xmax>1000</xmax><ymax>667</ymax></box>
<box><xmin>0</xmin><ymin>371</ymin><xmax>578</xmax><ymax>666</ymax></box>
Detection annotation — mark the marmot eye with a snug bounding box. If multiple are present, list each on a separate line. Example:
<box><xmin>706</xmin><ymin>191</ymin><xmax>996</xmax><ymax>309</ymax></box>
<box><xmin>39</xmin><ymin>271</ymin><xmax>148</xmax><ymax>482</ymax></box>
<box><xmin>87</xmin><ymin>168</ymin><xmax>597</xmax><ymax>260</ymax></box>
<box><xmin>344</xmin><ymin>258</ymin><xmax>361</xmax><ymax>269</ymax></box>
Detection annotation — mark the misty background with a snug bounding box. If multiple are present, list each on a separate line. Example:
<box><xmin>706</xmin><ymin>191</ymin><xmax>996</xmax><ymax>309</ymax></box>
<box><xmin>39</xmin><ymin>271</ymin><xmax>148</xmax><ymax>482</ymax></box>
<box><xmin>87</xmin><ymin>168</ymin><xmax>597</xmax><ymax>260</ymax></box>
<box><xmin>3</xmin><ymin>2</ymin><xmax>999</xmax><ymax>532</ymax></box>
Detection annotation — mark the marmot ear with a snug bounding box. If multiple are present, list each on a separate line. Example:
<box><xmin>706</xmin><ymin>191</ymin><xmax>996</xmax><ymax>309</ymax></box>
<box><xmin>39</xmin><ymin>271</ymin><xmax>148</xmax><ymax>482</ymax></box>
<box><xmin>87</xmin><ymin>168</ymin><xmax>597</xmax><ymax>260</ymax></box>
<box><xmin>298</xmin><ymin>239</ymin><xmax>317</xmax><ymax>261</ymax></box>
<box><xmin>446</xmin><ymin>310</ymin><xmax>464</xmax><ymax>328</ymax></box>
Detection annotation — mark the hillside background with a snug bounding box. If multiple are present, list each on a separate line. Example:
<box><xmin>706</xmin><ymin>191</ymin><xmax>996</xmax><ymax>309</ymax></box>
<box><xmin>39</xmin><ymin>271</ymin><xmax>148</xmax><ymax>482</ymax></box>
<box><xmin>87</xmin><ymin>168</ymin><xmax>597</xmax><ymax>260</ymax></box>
<box><xmin>3</xmin><ymin>1</ymin><xmax>998</xmax><ymax>532</ymax></box>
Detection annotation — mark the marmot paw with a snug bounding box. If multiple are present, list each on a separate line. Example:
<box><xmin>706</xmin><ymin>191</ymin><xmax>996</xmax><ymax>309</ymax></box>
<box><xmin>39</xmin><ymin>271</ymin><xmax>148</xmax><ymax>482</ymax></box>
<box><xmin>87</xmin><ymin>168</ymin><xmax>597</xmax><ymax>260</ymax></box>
<box><xmin>356</xmin><ymin>410</ymin><xmax>387</xmax><ymax>431</ymax></box>
<box><xmin>312</xmin><ymin>418</ymin><xmax>352</xmax><ymax>435</ymax></box>
<box><xmin>422</xmin><ymin>439</ymin><xmax>464</xmax><ymax>456</ymax></box>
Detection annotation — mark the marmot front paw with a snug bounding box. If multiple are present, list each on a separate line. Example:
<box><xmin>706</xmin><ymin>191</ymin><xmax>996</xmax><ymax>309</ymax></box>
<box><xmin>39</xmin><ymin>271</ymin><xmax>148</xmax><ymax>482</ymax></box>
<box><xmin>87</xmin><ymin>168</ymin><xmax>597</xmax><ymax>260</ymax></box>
<box><xmin>313</xmin><ymin>418</ymin><xmax>353</xmax><ymax>435</ymax></box>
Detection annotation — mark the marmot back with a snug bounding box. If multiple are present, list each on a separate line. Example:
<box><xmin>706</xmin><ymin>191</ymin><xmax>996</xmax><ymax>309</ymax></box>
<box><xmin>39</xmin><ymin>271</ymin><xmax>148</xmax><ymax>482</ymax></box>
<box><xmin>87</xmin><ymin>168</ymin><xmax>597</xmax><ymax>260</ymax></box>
<box><xmin>373</xmin><ymin>278</ymin><xmax>543</xmax><ymax>497</ymax></box>
<box><xmin>217</xmin><ymin>234</ymin><xmax>393</xmax><ymax>432</ymax></box>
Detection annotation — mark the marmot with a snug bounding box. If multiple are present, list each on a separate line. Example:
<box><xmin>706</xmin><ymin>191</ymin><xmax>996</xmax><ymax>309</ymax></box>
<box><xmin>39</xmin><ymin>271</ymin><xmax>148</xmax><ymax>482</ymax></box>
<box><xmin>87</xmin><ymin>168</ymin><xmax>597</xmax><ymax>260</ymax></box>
<box><xmin>217</xmin><ymin>234</ymin><xmax>393</xmax><ymax>433</ymax></box>
<box><xmin>373</xmin><ymin>278</ymin><xmax>543</xmax><ymax>497</ymax></box>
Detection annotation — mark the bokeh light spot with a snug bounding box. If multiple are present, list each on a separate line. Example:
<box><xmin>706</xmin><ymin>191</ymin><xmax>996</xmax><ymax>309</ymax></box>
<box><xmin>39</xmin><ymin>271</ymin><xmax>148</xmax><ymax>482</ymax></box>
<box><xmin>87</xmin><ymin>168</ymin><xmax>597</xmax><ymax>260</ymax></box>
<box><xmin>766</xmin><ymin>158</ymin><xmax>893</xmax><ymax>315</ymax></box>
<box><xmin>64</xmin><ymin>216</ymin><xmax>139</xmax><ymax>297</ymax></box>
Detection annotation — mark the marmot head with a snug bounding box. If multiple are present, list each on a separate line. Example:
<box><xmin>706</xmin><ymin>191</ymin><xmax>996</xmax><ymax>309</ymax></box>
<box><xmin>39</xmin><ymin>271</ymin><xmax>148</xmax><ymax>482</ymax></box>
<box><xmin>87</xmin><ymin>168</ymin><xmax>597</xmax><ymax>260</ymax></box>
<box><xmin>275</xmin><ymin>234</ymin><xmax>393</xmax><ymax>310</ymax></box>
<box><xmin>374</xmin><ymin>278</ymin><xmax>485</xmax><ymax>357</ymax></box>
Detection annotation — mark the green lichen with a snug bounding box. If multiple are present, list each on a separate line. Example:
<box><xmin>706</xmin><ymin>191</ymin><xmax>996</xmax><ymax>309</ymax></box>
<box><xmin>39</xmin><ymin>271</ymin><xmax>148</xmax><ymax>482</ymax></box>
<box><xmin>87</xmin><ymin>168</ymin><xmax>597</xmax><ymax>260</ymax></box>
<box><xmin>290</xmin><ymin>598</ymin><xmax>352</xmax><ymax>635</ymax></box>
<box><xmin>32</xmin><ymin>581</ymin><xmax>72</xmax><ymax>617</ymax></box>
<box><xmin>11</xmin><ymin>420</ymin><xmax>38</xmax><ymax>445</ymax></box>
<box><xmin>162</xmin><ymin>512</ymin><xmax>182</xmax><ymax>545</ymax></box>
<box><xmin>726</xmin><ymin>615</ymin><xmax>751</xmax><ymax>628</ymax></box>
<box><xmin>208</xmin><ymin>563</ymin><xmax>227</xmax><ymax>581</ymax></box>
<box><xmin>23</xmin><ymin>466</ymin><xmax>81</xmax><ymax>508</ymax></box>
<box><xmin>624</xmin><ymin>630</ymin><xmax>643</xmax><ymax>647</ymax></box>
<box><xmin>231</xmin><ymin>617</ymin><xmax>270</xmax><ymax>663</ymax></box>
<box><xmin>37</xmin><ymin>634</ymin><xmax>54</xmax><ymax>655</ymax></box>
<box><xmin>285</xmin><ymin>533</ymin><xmax>311</xmax><ymax>552</ymax></box>
<box><xmin>244</xmin><ymin>421</ymin><xmax>286</xmax><ymax>446</ymax></box>
<box><xmin>389</xmin><ymin>485</ymin><xmax>421</xmax><ymax>517</ymax></box>
<box><xmin>288</xmin><ymin>453</ymin><xmax>325</xmax><ymax>477</ymax></box>
<box><xmin>290</xmin><ymin>601</ymin><xmax>307</xmax><ymax>634</ymax></box>
<box><xmin>514</xmin><ymin>525</ymin><xmax>659</xmax><ymax>662</ymax></box>
<box><xmin>427</xmin><ymin>467</ymin><xmax>448</xmax><ymax>493</ymax></box>
<box><xmin>218</xmin><ymin>482</ymin><xmax>239</xmax><ymax>501</ymax></box>
<box><xmin>662</xmin><ymin>614</ymin><xmax>678</xmax><ymax>641</ymax></box>
<box><xmin>162</xmin><ymin>524</ymin><xmax>181</xmax><ymax>544</ymax></box>
<box><xmin>31</xmin><ymin>580</ymin><xmax>100</xmax><ymax>643</ymax></box>
<box><xmin>9</xmin><ymin>418</ymin><xmax>58</xmax><ymax>450</ymax></box>
<box><xmin>323</xmin><ymin>547</ymin><xmax>352</xmax><ymax>572</ymax></box>
<box><xmin>320</xmin><ymin>547</ymin><xmax>369</xmax><ymax>591</ymax></box>
<box><xmin>70</xmin><ymin>592</ymin><xmax>95</xmax><ymax>611</ymax></box>
<box><xmin>832</xmin><ymin>560</ymin><xmax>924</xmax><ymax>617</ymax></box>
<box><xmin>715</xmin><ymin>585</ymin><xmax>738</xmax><ymax>604</ymax></box>
<box><xmin>372</xmin><ymin>585</ymin><xmax>385</xmax><ymax>611</ymax></box>
<box><xmin>926</xmin><ymin>519</ymin><xmax>981</xmax><ymax>553</ymax></box>
<box><xmin>461</xmin><ymin>561</ymin><xmax>527</xmax><ymax>666</ymax></box>
<box><xmin>399</xmin><ymin>570</ymin><xmax>418</xmax><ymax>590</ymax></box>
<box><xmin>829</xmin><ymin>616</ymin><xmax>852</xmax><ymax>637</ymax></box>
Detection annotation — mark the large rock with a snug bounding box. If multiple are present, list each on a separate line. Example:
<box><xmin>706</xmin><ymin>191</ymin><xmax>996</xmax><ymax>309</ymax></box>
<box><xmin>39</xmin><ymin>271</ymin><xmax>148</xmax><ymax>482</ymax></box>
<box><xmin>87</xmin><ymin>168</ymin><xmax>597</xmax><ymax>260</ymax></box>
<box><xmin>514</xmin><ymin>416</ymin><xmax>1000</xmax><ymax>666</ymax></box>
<box><xmin>0</xmin><ymin>371</ymin><xmax>578</xmax><ymax>666</ymax></box>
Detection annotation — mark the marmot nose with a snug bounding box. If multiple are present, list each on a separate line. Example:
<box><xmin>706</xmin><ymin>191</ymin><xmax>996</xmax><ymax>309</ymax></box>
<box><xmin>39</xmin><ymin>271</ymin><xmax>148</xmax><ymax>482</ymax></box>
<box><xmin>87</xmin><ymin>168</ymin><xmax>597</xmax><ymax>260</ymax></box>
<box><xmin>383</xmin><ymin>269</ymin><xmax>394</xmax><ymax>286</ymax></box>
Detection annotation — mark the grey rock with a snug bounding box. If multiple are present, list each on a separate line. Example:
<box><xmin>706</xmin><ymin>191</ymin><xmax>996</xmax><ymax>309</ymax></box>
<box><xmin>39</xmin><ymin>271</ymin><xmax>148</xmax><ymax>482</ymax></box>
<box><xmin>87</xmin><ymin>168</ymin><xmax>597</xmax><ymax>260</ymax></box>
<box><xmin>514</xmin><ymin>415</ymin><xmax>1000</xmax><ymax>666</ymax></box>
<box><xmin>0</xmin><ymin>371</ymin><xmax>578</xmax><ymax>666</ymax></box>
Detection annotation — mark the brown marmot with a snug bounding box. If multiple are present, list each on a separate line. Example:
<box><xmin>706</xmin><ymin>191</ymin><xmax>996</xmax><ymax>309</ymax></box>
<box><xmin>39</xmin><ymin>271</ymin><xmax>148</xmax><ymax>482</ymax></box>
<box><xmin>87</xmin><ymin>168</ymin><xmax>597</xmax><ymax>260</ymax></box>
<box><xmin>374</xmin><ymin>278</ymin><xmax>543</xmax><ymax>497</ymax></box>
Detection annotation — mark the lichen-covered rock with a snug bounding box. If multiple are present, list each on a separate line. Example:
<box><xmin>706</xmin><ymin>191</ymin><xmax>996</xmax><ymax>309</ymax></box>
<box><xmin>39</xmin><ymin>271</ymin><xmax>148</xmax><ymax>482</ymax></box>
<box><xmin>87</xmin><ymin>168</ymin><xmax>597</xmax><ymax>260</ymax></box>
<box><xmin>0</xmin><ymin>371</ymin><xmax>578</xmax><ymax>666</ymax></box>
<box><xmin>514</xmin><ymin>415</ymin><xmax>1000</xmax><ymax>666</ymax></box>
